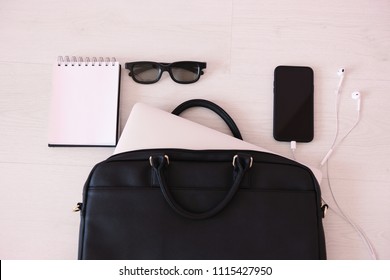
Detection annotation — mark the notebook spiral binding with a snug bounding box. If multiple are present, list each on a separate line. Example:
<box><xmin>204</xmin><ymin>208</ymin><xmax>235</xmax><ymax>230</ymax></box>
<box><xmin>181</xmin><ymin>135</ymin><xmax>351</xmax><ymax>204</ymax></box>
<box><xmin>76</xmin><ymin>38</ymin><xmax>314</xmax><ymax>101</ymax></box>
<box><xmin>57</xmin><ymin>56</ymin><xmax>117</xmax><ymax>67</ymax></box>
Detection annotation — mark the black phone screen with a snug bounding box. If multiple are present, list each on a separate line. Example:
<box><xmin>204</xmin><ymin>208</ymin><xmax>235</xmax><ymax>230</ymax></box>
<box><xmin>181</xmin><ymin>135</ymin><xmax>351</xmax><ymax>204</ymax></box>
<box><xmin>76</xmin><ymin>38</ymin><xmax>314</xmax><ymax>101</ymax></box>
<box><xmin>273</xmin><ymin>65</ymin><xmax>314</xmax><ymax>142</ymax></box>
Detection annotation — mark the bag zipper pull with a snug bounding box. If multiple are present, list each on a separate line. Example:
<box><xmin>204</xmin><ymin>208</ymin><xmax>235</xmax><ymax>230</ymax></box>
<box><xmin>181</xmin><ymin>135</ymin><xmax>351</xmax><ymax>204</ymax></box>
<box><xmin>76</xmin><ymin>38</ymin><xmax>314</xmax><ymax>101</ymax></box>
<box><xmin>321</xmin><ymin>203</ymin><xmax>329</xmax><ymax>218</ymax></box>
<box><xmin>73</xmin><ymin>202</ymin><xmax>83</xmax><ymax>212</ymax></box>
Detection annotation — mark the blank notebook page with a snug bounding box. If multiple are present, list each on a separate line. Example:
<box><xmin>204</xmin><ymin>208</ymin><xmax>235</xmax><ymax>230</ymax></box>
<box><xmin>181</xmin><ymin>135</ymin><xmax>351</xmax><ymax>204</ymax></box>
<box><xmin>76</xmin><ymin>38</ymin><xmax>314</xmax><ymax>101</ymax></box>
<box><xmin>48</xmin><ymin>57</ymin><xmax>120</xmax><ymax>147</ymax></box>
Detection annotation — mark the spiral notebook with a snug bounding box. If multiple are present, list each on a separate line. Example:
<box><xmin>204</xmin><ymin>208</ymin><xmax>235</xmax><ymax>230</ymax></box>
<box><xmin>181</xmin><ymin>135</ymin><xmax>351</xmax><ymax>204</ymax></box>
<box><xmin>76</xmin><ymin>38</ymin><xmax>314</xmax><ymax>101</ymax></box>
<box><xmin>48</xmin><ymin>56</ymin><xmax>121</xmax><ymax>147</ymax></box>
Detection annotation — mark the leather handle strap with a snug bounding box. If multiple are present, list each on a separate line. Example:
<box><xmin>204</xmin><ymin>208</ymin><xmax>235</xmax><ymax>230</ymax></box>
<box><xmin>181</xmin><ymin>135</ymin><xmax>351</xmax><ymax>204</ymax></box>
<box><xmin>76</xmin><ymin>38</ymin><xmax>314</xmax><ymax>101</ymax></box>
<box><xmin>171</xmin><ymin>99</ymin><xmax>243</xmax><ymax>140</ymax></box>
<box><xmin>150</xmin><ymin>154</ymin><xmax>252</xmax><ymax>220</ymax></box>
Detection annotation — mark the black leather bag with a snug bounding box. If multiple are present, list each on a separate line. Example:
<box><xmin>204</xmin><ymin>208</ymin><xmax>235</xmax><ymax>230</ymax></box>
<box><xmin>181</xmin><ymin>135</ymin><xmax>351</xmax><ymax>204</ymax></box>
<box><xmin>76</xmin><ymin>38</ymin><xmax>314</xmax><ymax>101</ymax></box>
<box><xmin>76</xmin><ymin>100</ymin><xmax>327</xmax><ymax>260</ymax></box>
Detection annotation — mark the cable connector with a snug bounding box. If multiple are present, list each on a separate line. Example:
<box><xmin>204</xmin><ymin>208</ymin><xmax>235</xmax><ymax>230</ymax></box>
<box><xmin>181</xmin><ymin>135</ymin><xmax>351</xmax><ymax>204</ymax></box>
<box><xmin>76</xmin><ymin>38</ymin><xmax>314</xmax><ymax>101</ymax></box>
<box><xmin>290</xmin><ymin>141</ymin><xmax>297</xmax><ymax>160</ymax></box>
<box><xmin>290</xmin><ymin>141</ymin><xmax>297</xmax><ymax>151</ymax></box>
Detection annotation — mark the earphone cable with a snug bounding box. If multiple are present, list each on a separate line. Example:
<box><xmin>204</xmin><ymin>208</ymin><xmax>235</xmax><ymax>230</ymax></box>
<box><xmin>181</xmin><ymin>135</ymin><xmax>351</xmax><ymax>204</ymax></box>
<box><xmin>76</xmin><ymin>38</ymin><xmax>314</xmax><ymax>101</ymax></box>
<box><xmin>321</xmin><ymin>78</ymin><xmax>377</xmax><ymax>259</ymax></box>
<box><xmin>325</xmin><ymin>159</ymin><xmax>377</xmax><ymax>259</ymax></box>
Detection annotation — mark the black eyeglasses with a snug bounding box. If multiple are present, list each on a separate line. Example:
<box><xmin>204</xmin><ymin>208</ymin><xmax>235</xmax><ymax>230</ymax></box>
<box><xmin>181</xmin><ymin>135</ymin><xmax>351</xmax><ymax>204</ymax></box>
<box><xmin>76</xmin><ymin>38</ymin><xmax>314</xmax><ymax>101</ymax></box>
<box><xmin>125</xmin><ymin>61</ymin><xmax>206</xmax><ymax>84</ymax></box>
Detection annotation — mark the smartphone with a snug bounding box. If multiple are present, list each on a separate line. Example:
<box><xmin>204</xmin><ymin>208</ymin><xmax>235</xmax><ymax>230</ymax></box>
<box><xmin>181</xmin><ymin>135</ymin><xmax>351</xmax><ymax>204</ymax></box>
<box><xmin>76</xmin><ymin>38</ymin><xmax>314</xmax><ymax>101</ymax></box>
<box><xmin>273</xmin><ymin>65</ymin><xmax>314</xmax><ymax>142</ymax></box>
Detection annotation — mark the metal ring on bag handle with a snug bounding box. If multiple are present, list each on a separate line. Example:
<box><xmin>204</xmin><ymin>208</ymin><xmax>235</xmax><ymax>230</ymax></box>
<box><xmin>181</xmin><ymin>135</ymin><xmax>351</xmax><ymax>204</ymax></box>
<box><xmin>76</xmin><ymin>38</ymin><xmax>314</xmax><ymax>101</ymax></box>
<box><xmin>232</xmin><ymin>155</ymin><xmax>253</xmax><ymax>168</ymax></box>
<box><xmin>150</xmin><ymin>154</ymin><xmax>252</xmax><ymax>220</ymax></box>
<box><xmin>150</xmin><ymin>155</ymin><xmax>169</xmax><ymax>167</ymax></box>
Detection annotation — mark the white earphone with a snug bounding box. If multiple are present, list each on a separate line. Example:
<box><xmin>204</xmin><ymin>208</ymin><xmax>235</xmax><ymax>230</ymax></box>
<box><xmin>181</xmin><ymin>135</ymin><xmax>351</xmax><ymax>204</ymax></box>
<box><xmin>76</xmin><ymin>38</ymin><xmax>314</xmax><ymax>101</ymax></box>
<box><xmin>337</xmin><ymin>68</ymin><xmax>345</xmax><ymax>77</ymax></box>
<box><xmin>336</xmin><ymin>68</ymin><xmax>345</xmax><ymax>94</ymax></box>
<box><xmin>352</xmin><ymin>91</ymin><xmax>361</xmax><ymax>111</ymax></box>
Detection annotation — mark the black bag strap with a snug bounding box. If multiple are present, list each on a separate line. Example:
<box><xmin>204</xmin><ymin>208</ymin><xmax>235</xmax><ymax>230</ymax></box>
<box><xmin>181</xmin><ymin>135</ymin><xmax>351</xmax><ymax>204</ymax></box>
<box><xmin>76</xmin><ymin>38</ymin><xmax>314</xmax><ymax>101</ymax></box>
<box><xmin>171</xmin><ymin>99</ymin><xmax>243</xmax><ymax>140</ymax></box>
<box><xmin>150</xmin><ymin>154</ymin><xmax>252</xmax><ymax>220</ymax></box>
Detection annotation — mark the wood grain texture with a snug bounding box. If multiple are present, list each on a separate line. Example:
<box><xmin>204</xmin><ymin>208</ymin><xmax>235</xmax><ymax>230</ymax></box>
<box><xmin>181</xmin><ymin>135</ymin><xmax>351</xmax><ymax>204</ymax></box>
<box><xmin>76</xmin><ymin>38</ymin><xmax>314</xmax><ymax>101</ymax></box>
<box><xmin>0</xmin><ymin>0</ymin><xmax>389</xmax><ymax>259</ymax></box>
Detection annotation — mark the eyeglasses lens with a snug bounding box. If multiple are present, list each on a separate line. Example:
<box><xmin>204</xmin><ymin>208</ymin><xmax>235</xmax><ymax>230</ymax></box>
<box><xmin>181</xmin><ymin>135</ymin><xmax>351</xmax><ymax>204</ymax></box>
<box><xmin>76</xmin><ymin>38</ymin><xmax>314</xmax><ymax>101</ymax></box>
<box><xmin>170</xmin><ymin>62</ymin><xmax>200</xmax><ymax>83</ymax></box>
<box><xmin>132</xmin><ymin>63</ymin><xmax>161</xmax><ymax>83</ymax></box>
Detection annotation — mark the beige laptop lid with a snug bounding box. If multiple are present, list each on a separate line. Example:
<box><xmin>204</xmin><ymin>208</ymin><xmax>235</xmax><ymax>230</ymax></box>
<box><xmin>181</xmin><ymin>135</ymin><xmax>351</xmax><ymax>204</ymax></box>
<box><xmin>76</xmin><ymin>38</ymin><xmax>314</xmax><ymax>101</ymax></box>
<box><xmin>114</xmin><ymin>103</ymin><xmax>322</xmax><ymax>182</ymax></box>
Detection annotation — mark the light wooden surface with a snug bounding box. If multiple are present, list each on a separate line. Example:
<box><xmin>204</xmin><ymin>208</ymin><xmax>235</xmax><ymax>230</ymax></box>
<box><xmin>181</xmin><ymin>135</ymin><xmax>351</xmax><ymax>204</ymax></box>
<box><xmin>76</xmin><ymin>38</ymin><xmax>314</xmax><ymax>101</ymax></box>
<box><xmin>0</xmin><ymin>0</ymin><xmax>389</xmax><ymax>259</ymax></box>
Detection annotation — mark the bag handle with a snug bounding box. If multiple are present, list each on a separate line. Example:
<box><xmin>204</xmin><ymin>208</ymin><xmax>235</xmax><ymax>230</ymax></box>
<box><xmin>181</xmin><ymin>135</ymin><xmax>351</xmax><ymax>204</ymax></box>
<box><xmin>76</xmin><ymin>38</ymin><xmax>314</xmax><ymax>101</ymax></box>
<box><xmin>171</xmin><ymin>99</ymin><xmax>243</xmax><ymax>140</ymax></box>
<box><xmin>150</xmin><ymin>154</ymin><xmax>252</xmax><ymax>220</ymax></box>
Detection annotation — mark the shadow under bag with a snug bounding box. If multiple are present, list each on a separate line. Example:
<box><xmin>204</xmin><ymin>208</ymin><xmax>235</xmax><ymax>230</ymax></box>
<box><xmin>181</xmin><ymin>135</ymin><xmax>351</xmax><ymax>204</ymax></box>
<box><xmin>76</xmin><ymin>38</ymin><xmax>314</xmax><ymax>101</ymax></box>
<box><xmin>76</xmin><ymin>100</ymin><xmax>327</xmax><ymax>260</ymax></box>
